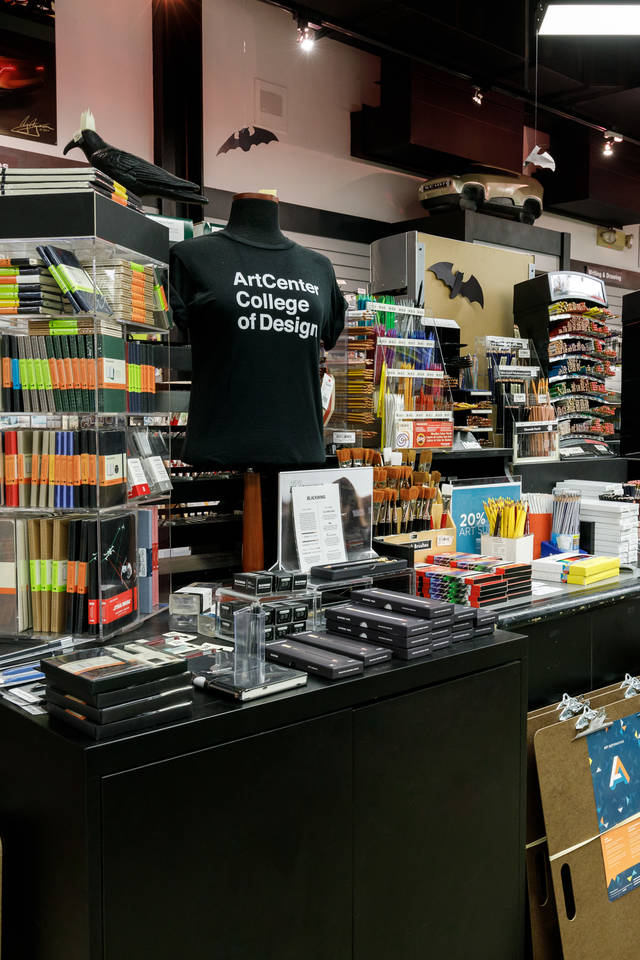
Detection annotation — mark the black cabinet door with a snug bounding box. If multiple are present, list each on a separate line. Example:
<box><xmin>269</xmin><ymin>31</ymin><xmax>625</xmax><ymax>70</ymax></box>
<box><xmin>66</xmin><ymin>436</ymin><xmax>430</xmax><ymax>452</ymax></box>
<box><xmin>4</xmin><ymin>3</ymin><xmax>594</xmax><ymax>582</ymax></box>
<box><xmin>353</xmin><ymin>662</ymin><xmax>525</xmax><ymax>960</ymax></box>
<box><xmin>101</xmin><ymin>711</ymin><xmax>352</xmax><ymax>960</ymax></box>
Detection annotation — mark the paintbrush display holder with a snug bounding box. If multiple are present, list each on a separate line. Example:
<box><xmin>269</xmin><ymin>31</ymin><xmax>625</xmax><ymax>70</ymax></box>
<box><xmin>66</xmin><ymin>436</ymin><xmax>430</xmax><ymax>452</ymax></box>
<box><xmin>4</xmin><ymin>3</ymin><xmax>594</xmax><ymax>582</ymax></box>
<box><xmin>481</xmin><ymin>533</ymin><xmax>534</xmax><ymax>563</ymax></box>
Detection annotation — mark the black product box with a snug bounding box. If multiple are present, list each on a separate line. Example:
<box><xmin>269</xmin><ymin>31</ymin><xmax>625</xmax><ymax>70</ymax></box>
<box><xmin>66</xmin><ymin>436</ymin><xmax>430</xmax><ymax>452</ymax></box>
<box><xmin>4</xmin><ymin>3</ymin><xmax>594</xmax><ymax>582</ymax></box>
<box><xmin>264</xmin><ymin>625</ymin><xmax>275</xmax><ymax>643</ymax></box>
<box><xmin>46</xmin><ymin>671</ymin><xmax>191</xmax><ymax>710</ymax></box>
<box><xmin>289</xmin><ymin>622</ymin><xmax>307</xmax><ymax>634</ymax></box>
<box><xmin>46</xmin><ymin>682</ymin><xmax>193</xmax><ymax>724</ymax></box>
<box><xmin>275</xmin><ymin>623</ymin><xmax>290</xmax><ymax>640</ymax></box>
<box><xmin>325</xmin><ymin>603</ymin><xmax>432</xmax><ymax>640</ymax></box>
<box><xmin>474</xmin><ymin>626</ymin><xmax>495</xmax><ymax>638</ymax></box>
<box><xmin>232</xmin><ymin>572</ymin><xmax>273</xmax><ymax>596</ymax></box>
<box><xmin>327</xmin><ymin>621</ymin><xmax>431</xmax><ymax>650</ymax></box>
<box><xmin>255</xmin><ymin>570</ymin><xmax>293</xmax><ymax>593</ymax></box>
<box><xmin>452</xmin><ymin>604</ymin><xmax>474</xmax><ymax>624</ymax></box>
<box><xmin>474</xmin><ymin>610</ymin><xmax>498</xmax><ymax>628</ymax></box>
<box><xmin>392</xmin><ymin>642</ymin><xmax>433</xmax><ymax>661</ymax></box>
<box><xmin>292</xmin><ymin>602</ymin><xmax>309</xmax><ymax>622</ymax></box>
<box><xmin>267</xmin><ymin>639</ymin><xmax>364</xmax><ymax>679</ymax></box>
<box><xmin>264</xmin><ymin>603</ymin><xmax>292</xmax><ymax>625</ymax></box>
<box><xmin>352</xmin><ymin>588</ymin><xmax>452</xmax><ymax>621</ymax></box>
<box><xmin>47</xmin><ymin>699</ymin><xmax>193</xmax><ymax>741</ymax></box>
<box><xmin>219</xmin><ymin>599</ymin><xmax>249</xmax><ymax>621</ymax></box>
<box><xmin>431</xmin><ymin>627</ymin><xmax>452</xmax><ymax>650</ymax></box>
<box><xmin>219</xmin><ymin>617</ymin><xmax>234</xmax><ymax>637</ymax></box>
<box><xmin>452</xmin><ymin>628</ymin><xmax>474</xmax><ymax>644</ymax></box>
<box><xmin>293</xmin><ymin>572</ymin><xmax>308</xmax><ymax>591</ymax></box>
<box><xmin>295</xmin><ymin>630</ymin><xmax>392</xmax><ymax>666</ymax></box>
<box><xmin>41</xmin><ymin>645</ymin><xmax>187</xmax><ymax>699</ymax></box>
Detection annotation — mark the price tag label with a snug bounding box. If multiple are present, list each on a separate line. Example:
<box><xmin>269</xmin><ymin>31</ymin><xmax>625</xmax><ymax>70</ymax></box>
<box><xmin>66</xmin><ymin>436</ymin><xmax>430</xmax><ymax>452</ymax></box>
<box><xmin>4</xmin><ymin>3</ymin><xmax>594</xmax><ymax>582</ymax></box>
<box><xmin>512</xmin><ymin>393</ymin><xmax>526</xmax><ymax>404</ymax></box>
<box><xmin>333</xmin><ymin>431</ymin><xmax>356</xmax><ymax>444</ymax></box>
<box><xmin>518</xmin><ymin>348</ymin><xmax>530</xmax><ymax>358</ymax></box>
<box><xmin>538</xmin><ymin>393</ymin><xmax>550</xmax><ymax>404</ymax></box>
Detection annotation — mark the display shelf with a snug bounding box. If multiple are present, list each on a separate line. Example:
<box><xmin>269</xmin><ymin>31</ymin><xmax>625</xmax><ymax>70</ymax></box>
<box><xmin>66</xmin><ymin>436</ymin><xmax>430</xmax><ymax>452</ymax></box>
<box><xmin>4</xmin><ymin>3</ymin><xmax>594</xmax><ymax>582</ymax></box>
<box><xmin>0</xmin><ymin>192</ymin><xmax>169</xmax><ymax>264</ymax></box>
<box><xmin>0</xmin><ymin>195</ymin><xmax>171</xmax><ymax>643</ymax></box>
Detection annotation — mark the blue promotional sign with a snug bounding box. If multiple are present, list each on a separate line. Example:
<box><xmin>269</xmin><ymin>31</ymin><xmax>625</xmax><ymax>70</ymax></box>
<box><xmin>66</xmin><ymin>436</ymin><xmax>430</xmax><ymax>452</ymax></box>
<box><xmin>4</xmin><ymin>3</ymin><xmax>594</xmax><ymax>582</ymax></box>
<box><xmin>448</xmin><ymin>480</ymin><xmax>522</xmax><ymax>553</ymax></box>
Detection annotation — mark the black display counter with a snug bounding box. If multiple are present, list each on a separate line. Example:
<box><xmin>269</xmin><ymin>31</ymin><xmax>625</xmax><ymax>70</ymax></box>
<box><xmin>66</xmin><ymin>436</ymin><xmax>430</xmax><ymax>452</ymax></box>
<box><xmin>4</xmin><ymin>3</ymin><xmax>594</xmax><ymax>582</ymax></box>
<box><xmin>495</xmin><ymin>570</ymin><xmax>640</xmax><ymax>708</ymax></box>
<box><xmin>0</xmin><ymin>628</ymin><xmax>527</xmax><ymax>960</ymax></box>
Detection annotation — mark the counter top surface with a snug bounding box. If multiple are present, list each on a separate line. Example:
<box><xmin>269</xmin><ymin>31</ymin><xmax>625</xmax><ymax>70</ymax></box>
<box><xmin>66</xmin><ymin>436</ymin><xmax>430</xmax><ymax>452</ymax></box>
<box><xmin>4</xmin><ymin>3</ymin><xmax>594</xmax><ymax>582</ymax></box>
<box><xmin>495</xmin><ymin>567</ymin><xmax>640</xmax><ymax>628</ymax></box>
<box><xmin>0</xmin><ymin>626</ymin><xmax>526</xmax><ymax>775</ymax></box>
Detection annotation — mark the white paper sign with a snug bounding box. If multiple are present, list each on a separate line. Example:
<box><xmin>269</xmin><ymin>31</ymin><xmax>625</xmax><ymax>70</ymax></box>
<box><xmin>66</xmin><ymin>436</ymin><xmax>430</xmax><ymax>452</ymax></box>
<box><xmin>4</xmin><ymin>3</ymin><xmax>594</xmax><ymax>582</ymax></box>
<box><xmin>291</xmin><ymin>483</ymin><xmax>347</xmax><ymax>571</ymax></box>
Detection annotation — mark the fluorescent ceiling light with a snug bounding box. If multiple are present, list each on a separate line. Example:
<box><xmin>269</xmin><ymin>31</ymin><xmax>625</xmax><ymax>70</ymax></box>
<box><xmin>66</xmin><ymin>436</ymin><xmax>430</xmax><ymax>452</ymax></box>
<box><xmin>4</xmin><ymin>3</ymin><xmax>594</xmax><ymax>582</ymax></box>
<box><xmin>539</xmin><ymin>4</ymin><xmax>640</xmax><ymax>35</ymax></box>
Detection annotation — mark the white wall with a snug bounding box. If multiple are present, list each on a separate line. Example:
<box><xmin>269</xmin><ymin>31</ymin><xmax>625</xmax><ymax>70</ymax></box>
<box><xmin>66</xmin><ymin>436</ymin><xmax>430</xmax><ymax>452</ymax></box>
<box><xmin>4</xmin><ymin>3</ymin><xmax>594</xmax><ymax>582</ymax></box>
<box><xmin>0</xmin><ymin>0</ymin><xmax>154</xmax><ymax>162</ymax></box>
<box><xmin>202</xmin><ymin>0</ymin><xmax>424</xmax><ymax>222</ymax></box>
<box><xmin>538</xmin><ymin>212</ymin><xmax>640</xmax><ymax>272</ymax></box>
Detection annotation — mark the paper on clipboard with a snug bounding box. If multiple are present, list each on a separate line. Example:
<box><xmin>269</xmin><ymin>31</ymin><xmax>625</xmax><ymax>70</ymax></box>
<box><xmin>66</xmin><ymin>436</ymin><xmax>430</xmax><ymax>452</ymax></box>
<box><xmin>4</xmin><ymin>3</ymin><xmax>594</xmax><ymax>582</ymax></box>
<box><xmin>291</xmin><ymin>483</ymin><xmax>347</xmax><ymax>570</ymax></box>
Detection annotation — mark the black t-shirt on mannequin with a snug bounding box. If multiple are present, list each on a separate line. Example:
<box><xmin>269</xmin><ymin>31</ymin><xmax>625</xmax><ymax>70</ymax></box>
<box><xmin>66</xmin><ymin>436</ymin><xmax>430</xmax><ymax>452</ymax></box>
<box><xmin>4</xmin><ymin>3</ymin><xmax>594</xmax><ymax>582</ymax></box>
<box><xmin>170</xmin><ymin>196</ymin><xmax>346</xmax><ymax>468</ymax></box>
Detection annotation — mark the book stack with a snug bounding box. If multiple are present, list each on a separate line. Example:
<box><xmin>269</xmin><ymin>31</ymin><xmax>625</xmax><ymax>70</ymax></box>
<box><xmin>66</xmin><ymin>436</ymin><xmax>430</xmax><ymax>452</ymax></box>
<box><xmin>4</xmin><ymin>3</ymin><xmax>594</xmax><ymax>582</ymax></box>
<box><xmin>41</xmin><ymin>641</ymin><xmax>193</xmax><ymax>740</ymax></box>
<box><xmin>37</xmin><ymin>245</ymin><xmax>112</xmax><ymax>315</ymax></box>
<box><xmin>2</xmin><ymin>427</ymin><xmax>126</xmax><ymax>509</ymax></box>
<box><xmin>0</xmin><ymin>331</ymin><xmax>127</xmax><ymax>413</ymax></box>
<box><xmin>0</xmin><ymin>167</ymin><xmax>144</xmax><ymax>212</ymax></box>
<box><xmin>0</xmin><ymin>259</ymin><xmax>69</xmax><ymax>316</ymax></box>
<box><xmin>1</xmin><ymin>511</ymin><xmax>137</xmax><ymax>636</ymax></box>
<box><xmin>564</xmin><ymin>555</ymin><xmax>621</xmax><ymax>586</ymax></box>
<box><xmin>532</xmin><ymin>553</ymin><xmax>621</xmax><ymax>585</ymax></box>
<box><xmin>579</xmin><ymin>498</ymin><xmax>638</xmax><ymax>564</ymax></box>
<box><xmin>126</xmin><ymin>337</ymin><xmax>157</xmax><ymax>411</ymax></box>
<box><xmin>95</xmin><ymin>261</ymin><xmax>155</xmax><ymax>325</ymax></box>
<box><xmin>137</xmin><ymin>506</ymin><xmax>160</xmax><ymax>614</ymax></box>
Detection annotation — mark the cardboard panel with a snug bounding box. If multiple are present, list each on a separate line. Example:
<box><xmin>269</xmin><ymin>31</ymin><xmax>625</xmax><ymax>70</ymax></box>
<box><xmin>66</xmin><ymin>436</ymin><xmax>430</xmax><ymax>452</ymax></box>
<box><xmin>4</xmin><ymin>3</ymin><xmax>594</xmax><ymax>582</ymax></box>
<box><xmin>419</xmin><ymin>233</ymin><xmax>533</xmax><ymax>349</ymax></box>
<box><xmin>535</xmin><ymin>692</ymin><xmax>640</xmax><ymax>960</ymax></box>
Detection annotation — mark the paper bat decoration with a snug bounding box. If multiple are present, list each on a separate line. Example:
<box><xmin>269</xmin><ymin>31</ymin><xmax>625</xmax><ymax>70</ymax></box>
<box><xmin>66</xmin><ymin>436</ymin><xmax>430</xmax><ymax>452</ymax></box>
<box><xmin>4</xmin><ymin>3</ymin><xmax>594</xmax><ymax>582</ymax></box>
<box><xmin>428</xmin><ymin>262</ymin><xmax>484</xmax><ymax>308</ymax></box>
<box><xmin>63</xmin><ymin>110</ymin><xmax>208</xmax><ymax>204</ymax></box>
<box><xmin>525</xmin><ymin>146</ymin><xmax>556</xmax><ymax>171</ymax></box>
<box><xmin>217</xmin><ymin>126</ymin><xmax>279</xmax><ymax>156</ymax></box>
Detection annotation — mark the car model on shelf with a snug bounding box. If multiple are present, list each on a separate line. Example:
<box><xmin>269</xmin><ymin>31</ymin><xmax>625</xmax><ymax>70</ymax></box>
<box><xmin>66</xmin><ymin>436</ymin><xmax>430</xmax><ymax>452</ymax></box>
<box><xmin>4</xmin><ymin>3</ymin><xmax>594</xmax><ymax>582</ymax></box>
<box><xmin>418</xmin><ymin>167</ymin><xmax>544</xmax><ymax>224</ymax></box>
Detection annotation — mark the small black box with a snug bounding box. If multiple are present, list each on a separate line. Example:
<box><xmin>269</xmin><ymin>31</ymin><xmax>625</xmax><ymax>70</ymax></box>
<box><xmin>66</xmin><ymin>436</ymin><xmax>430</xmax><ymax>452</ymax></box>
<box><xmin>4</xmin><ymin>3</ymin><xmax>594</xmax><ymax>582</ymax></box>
<box><xmin>474</xmin><ymin>626</ymin><xmax>495</xmax><ymax>638</ymax></box>
<box><xmin>326</xmin><ymin>603</ymin><xmax>432</xmax><ymax>640</ymax></box>
<box><xmin>264</xmin><ymin>624</ymin><xmax>276</xmax><ymax>643</ymax></box>
<box><xmin>293</xmin><ymin>572</ymin><xmax>309</xmax><ymax>591</ymax></box>
<box><xmin>272</xmin><ymin>604</ymin><xmax>293</xmax><ymax>625</ymax></box>
<box><xmin>219</xmin><ymin>617</ymin><xmax>234</xmax><ymax>637</ymax></box>
<box><xmin>232</xmin><ymin>572</ymin><xmax>273</xmax><ymax>596</ymax></box>
<box><xmin>290</xmin><ymin>622</ymin><xmax>307</xmax><ymax>634</ymax></box>
<box><xmin>452</xmin><ymin>604</ymin><xmax>474</xmax><ymax>624</ymax></box>
<box><xmin>452</xmin><ymin>627</ymin><xmax>474</xmax><ymax>643</ymax></box>
<box><xmin>327</xmin><ymin>621</ymin><xmax>431</xmax><ymax>650</ymax></box>
<box><xmin>258</xmin><ymin>570</ymin><xmax>293</xmax><ymax>593</ymax></box>
<box><xmin>292</xmin><ymin>602</ymin><xmax>309</xmax><ymax>622</ymax></box>
<box><xmin>392</xmin><ymin>643</ymin><xmax>433</xmax><ymax>660</ymax></box>
<box><xmin>352</xmin><ymin>588</ymin><xmax>451</xmax><ymax>620</ymax></box>
<box><xmin>219</xmin><ymin>599</ymin><xmax>248</xmax><ymax>620</ymax></box>
<box><xmin>474</xmin><ymin>610</ymin><xmax>498</xmax><ymax>628</ymax></box>
<box><xmin>276</xmin><ymin>623</ymin><xmax>291</xmax><ymax>640</ymax></box>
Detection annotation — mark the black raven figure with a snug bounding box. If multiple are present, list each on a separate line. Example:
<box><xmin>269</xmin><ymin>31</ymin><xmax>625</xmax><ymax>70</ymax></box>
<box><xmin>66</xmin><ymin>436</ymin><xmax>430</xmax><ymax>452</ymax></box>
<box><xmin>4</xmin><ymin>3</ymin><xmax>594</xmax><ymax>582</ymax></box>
<box><xmin>63</xmin><ymin>110</ymin><xmax>208</xmax><ymax>205</ymax></box>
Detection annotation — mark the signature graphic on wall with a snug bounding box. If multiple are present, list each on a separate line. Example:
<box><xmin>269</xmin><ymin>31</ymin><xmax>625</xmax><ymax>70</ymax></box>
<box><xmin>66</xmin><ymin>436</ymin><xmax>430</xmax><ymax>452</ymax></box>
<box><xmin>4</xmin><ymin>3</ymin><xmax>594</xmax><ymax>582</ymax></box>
<box><xmin>217</xmin><ymin>126</ymin><xmax>278</xmax><ymax>156</ymax></box>
<box><xmin>10</xmin><ymin>115</ymin><xmax>53</xmax><ymax>139</ymax></box>
<box><xmin>428</xmin><ymin>261</ymin><xmax>484</xmax><ymax>308</ymax></box>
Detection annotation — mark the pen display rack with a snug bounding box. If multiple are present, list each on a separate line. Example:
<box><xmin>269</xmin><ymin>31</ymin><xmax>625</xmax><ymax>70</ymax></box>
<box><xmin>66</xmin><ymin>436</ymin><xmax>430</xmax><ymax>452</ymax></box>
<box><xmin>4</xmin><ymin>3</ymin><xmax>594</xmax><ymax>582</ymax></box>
<box><xmin>0</xmin><ymin>193</ymin><xmax>172</xmax><ymax>643</ymax></box>
<box><xmin>514</xmin><ymin>271</ymin><xmax>621</xmax><ymax>457</ymax></box>
<box><xmin>373</xmin><ymin>313</ymin><xmax>454</xmax><ymax>454</ymax></box>
<box><xmin>477</xmin><ymin>335</ymin><xmax>558</xmax><ymax>462</ymax></box>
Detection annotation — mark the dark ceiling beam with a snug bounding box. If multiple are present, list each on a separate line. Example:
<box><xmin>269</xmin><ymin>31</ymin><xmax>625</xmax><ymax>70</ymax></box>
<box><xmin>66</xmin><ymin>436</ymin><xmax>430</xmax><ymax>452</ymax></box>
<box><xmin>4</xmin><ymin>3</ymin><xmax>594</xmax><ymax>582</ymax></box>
<box><xmin>258</xmin><ymin>0</ymin><xmax>640</xmax><ymax>147</ymax></box>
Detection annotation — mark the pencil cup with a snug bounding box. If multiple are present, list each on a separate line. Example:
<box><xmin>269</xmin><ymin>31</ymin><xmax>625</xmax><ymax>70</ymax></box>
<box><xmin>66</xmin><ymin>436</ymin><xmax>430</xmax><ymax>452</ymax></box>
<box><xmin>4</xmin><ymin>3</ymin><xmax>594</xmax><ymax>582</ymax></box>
<box><xmin>481</xmin><ymin>534</ymin><xmax>534</xmax><ymax>563</ymax></box>
<box><xmin>529</xmin><ymin>513</ymin><xmax>552</xmax><ymax>560</ymax></box>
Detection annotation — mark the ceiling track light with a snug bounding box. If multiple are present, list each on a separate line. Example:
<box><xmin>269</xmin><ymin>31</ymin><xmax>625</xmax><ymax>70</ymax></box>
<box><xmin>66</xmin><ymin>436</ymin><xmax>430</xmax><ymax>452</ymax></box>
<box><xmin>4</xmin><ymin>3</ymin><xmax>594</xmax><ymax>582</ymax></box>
<box><xmin>603</xmin><ymin>137</ymin><xmax>614</xmax><ymax>157</ymax></box>
<box><xmin>296</xmin><ymin>15</ymin><xmax>319</xmax><ymax>51</ymax></box>
<box><xmin>472</xmin><ymin>85</ymin><xmax>483</xmax><ymax>106</ymax></box>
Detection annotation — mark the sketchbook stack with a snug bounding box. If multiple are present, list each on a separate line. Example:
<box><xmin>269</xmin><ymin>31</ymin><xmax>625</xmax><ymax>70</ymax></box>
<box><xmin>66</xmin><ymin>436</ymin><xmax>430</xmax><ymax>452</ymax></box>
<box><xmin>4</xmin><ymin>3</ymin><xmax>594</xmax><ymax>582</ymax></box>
<box><xmin>0</xmin><ymin>259</ymin><xmax>69</xmax><ymax>317</ymax></box>
<box><xmin>0</xmin><ymin>166</ymin><xmax>144</xmax><ymax>212</ymax></box>
<box><xmin>41</xmin><ymin>641</ymin><xmax>193</xmax><ymax>740</ymax></box>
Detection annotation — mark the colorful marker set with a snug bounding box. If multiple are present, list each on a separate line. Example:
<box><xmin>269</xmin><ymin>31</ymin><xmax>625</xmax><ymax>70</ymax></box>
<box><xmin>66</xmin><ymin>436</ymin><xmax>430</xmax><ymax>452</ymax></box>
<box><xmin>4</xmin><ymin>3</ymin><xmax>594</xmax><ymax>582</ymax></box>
<box><xmin>416</xmin><ymin>552</ymin><xmax>533</xmax><ymax>606</ymax></box>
